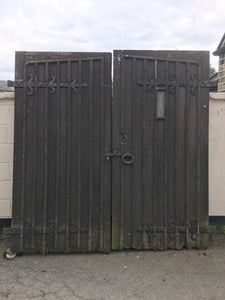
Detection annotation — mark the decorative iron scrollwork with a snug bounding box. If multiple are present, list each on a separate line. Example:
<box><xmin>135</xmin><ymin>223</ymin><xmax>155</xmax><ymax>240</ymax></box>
<box><xmin>48</xmin><ymin>76</ymin><xmax>57</xmax><ymax>94</ymax></box>
<box><xmin>71</xmin><ymin>77</ymin><xmax>88</xmax><ymax>93</ymax></box>
<box><xmin>190</xmin><ymin>218</ymin><xmax>198</xmax><ymax>227</ymax></box>
<box><xmin>137</xmin><ymin>75</ymin><xmax>155</xmax><ymax>92</ymax></box>
<box><xmin>169</xmin><ymin>74</ymin><xmax>176</xmax><ymax>81</ymax></box>
<box><xmin>190</xmin><ymin>86</ymin><xmax>198</xmax><ymax>95</ymax></box>
<box><xmin>71</xmin><ymin>78</ymin><xmax>79</xmax><ymax>93</ymax></box>
<box><xmin>69</xmin><ymin>223</ymin><xmax>77</xmax><ymax>240</ymax></box>
<box><xmin>190</xmin><ymin>72</ymin><xmax>198</xmax><ymax>81</ymax></box>
<box><xmin>25</xmin><ymin>74</ymin><xmax>58</xmax><ymax>95</ymax></box>
<box><xmin>26</xmin><ymin>74</ymin><xmax>34</xmax><ymax>96</ymax></box>
<box><xmin>169</xmin><ymin>85</ymin><xmax>176</xmax><ymax>94</ymax></box>
<box><xmin>24</xmin><ymin>74</ymin><xmax>89</xmax><ymax>95</ymax></box>
<box><xmin>189</xmin><ymin>69</ymin><xmax>199</xmax><ymax>95</ymax></box>
<box><xmin>48</xmin><ymin>221</ymin><xmax>55</xmax><ymax>239</ymax></box>
<box><xmin>168</xmin><ymin>219</ymin><xmax>175</xmax><ymax>228</ymax></box>
<box><xmin>146</xmin><ymin>75</ymin><xmax>155</xmax><ymax>92</ymax></box>
<box><xmin>137</xmin><ymin>80</ymin><xmax>155</xmax><ymax>92</ymax></box>
<box><xmin>168</xmin><ymin>74</ymin><xmax>177</xmax><ymax>94</ymax></box>
<box><xmin>146</xmin><ymin>83</ymin><xmax>155</xmax><ymax>92</ymax></box>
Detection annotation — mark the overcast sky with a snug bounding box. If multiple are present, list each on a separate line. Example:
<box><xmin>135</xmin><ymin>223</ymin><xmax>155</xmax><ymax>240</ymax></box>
<box><xmin>0</xmin><ymin>0</ymin><xmax>224</xmax><ymax>79</ymax></box>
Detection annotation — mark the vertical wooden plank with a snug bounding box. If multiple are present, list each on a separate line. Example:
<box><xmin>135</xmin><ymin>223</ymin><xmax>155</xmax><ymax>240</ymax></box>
<box><xmin>112</xmin><ymin>51</ymin><xmax>122</xmax><ymax>250</ymax></box>
<box><xmin>185</xmin><ymin>62</ymin><xmax>190</xmax><ymax>247</ymax></box>
<box><xmin>99</xmin><ymin>58</ymin><xmax>104</xmax><ymax>250</ymax></box>
<box><xmin>152</xmin><ymin>59</ymin><xmax>157</xmax><ymax>248</ymax></box>
<box><xmin>88</xmin><ymin>59</ymin><xmax>93</xmax><ymax>251</ymax></box>
<box><xmin>199</xmin><ymin>52</ymin><xmax>209</xmax><ymax>249</ymax></box>
<box><xmin>120</xmin><ymin>55</ymin><xmax>125</xmax><ymax>249</ymax></box>
<box><xmin>24</xmin><ymin>63</ymin><xmax>35</xmax><ymax>249</ymax></box>
<box><xmin>176</xmin><ymin>63</ymin><xmax>186</xmax><ymax>247</ymax></box>
<box><xmin>145</xmin><ymin>59</ymin><xmax>155</xmax><ymax>248</ymax></box>
<box><xmin>174</xmin><ymin>61</ymin><xmax>179</xmax><ymax>249</ymax></box>
<box><xmin>122</xmin><ymin>56</ymin><xmax>132</xmax><ymax>248</ymax></box>
<box><xmin>154</xmin><ymin>60</ymin><xmax>166</xmax><ymax>248</ymax></box>
<box><xmin>54</xmin><ymin>61</ymin><xmax>60</xmax><ymax>250</ymax></box>
<box><xmin>45</xmin><ymin>62</ymin><xmax>57</xmax><ymax>252</ymax></box>
<box><xmin>142</xmin><ymin>58</ymin><xmax>147</xmax><ymax>248</ymax></box>
<box><xmin>66</xmin><ymin>60</ymin><xmax>71</xmax><ymax>252</ymax></box>
<box><xmin>91</xmin><ymin>58</ymin><xmax>100</xmax><ymax>251</ymax></box>
<box><xmin>69</xmin><ymin>59</ymin><xmax>78</xmax><ymax>251</ymax></box>
<box><xmin>133</xmin><ymin>58</ymin><xmax>144</xmax><ymax>248</ymax></box>
<box><xmin>24</xmin><ymin>63</ymin><xmax>35</xmax><ymax>251</ymax></box>
<box><xmin>103</xmin><ymin>54</ymin><xmax>112</xmax><ymax>252</ymax></box>
<box><xmin>42</xmin><ymin>62</ymin><xmax>48</xmax><ymax>254</ymax></box>
<box><xmin>35</xmin><ymin>63</ymin><xmax>45</xmax><ymax>250</ymax></box>
<box><xmin>31</xmin><ymin>62</ymin><xmax>38</xmax><ymax>249</ymax></box>
<box><xmin>163</xmin><ymin>60</ymin><xmax>168</xmax><ymax>249</ymax></box>
<box><xmin>20</xmin><ymin>64</ymin><xmax>27</xmax><ymax>251</ymax></box>
<box><xmin>58</xmin><ymin>60</ymin><xmax>70</xmax><ymax>251</ymax></box>
<box><xmin>79</xmin><ymin>59</ymin><xmax>90</xmax><ymax>251</ymax></box>
<box><xmin>196</xmin><ymin>64</ymin><xmax>201</xmax><ymax>248</ymax></box>
<box><xmin>187</xmin><ymin>62</ymin><xmax>198</xmax><ymax>248</ymax></box>
<box><xmin>131</xmin><ymin>58</ymin><xmax>136</xmax><ymax>248</ymax></box>
<box><xmin>166</xmin><ymin>61</ymin><xmax>176</xmax><ymax>248</ymax></box>
<box><xmin>77</xmin><ymin>59</ymin><xmax>82</xmax><ymax>252</ymax></box>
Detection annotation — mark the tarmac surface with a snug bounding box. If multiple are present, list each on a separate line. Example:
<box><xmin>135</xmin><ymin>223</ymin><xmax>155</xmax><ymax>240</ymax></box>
<box><xmin>0</xmin><ymin>236</ymin><xmax>224</xmax><ymax>300</ymax></box>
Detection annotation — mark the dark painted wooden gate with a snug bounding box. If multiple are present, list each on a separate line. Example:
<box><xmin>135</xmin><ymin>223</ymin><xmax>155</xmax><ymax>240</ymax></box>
<box><xmin>6</xmin><ymin>52</ymin><xmax>112</xmax><ymax>253</ymax></box>
<box><xmin>112</xmin><ymin>50</ymin><xmax>209</xmax><ymax>250</ymax></box>
<box><xmin>6</xmin><ymin>50</ymin><xmax>209</xmax><ymax>254</ymax></box>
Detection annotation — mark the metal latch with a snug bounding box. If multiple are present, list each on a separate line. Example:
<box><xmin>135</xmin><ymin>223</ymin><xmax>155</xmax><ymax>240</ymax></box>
<box><xmin>105</xmin><ymin>150</ymin><xmax>122</xmax><ymax>160</ymax></box>
<box><xmin>105</xmin><ymin>151</ymin><xmax>135</xmax><ymax>164</ymax></box>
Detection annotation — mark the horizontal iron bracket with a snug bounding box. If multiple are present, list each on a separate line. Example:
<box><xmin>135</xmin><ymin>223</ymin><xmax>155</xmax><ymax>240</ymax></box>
<box><xmin>7</xmin><ymin>80</ymin><xmax>23</xmax><ymax>88</ymax></box>
<box><xmin>9</xmin><ymin>80</ymin><xmax>217</xmax><ymax>89</ymax></box>
<box><xmin>200</xmin><ymin>80</ymin><xmax>217</xmax><ymax>88</ymax></box>
<box><xmin>136</xmin><ymin>226</ymin><xmax>208</xmax><ymax>234</ymax></box>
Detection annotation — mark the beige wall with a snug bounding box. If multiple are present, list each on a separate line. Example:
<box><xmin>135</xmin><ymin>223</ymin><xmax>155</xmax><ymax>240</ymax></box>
<box><xmin>0</xmin><ymin>92</ymin><xmax>224</xmax><ymax>218</ymax></box>
<box><xmin>209</xmin><ymin>92</ymin><xmax>225</xmax><ymax>215</ymax></box>
<box><xmin>0</xmin><ymin>92</ymin><xmax>14</xmax><ymax>218</ymax></box>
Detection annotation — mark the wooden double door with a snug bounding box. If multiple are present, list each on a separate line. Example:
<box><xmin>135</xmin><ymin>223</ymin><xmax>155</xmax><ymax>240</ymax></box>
<box><xmin>6</xmin><ymin>50</ymin><xmax>209</xmax><ymax>253</ymax></box>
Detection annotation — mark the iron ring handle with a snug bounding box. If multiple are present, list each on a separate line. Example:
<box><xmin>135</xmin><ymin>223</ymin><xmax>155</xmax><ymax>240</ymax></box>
<box><xmin>122</xmin><ymin>153</ymin><xmax>134</xmax><ymax>164</ymax></box>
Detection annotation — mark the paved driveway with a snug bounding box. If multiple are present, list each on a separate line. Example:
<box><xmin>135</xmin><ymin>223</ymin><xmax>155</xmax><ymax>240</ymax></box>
<box><xmin>0</xmin><ymin>236</ymin><xmax>224</xmax><ymax>300</ymax></box>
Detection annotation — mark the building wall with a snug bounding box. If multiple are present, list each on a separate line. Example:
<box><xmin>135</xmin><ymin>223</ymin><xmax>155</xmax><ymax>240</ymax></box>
<box><xmin>0</xmin><ymin>92</ymin><xmax>224</xmax><ymax>218</ymax></box>
<box><xmin>209</xmin><ymin>92</ymin><xmax>225</xmax><ymax>215</ymax></box>
<box><xmin>218</xmin><ymin>53</ymin><xmax>225</xmax><ymax>92</ymax></box>
<box><xmin>0</xmin><ymin>92</ymin><xmax>14</xmax><ymax>218</ymax></box>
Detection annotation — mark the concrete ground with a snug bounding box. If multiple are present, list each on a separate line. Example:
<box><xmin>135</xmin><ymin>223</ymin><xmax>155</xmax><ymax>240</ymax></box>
<box><xmin>0</xmin><ymin>236</ymin><xmax>224</xmax><ymax>300</ymax></box>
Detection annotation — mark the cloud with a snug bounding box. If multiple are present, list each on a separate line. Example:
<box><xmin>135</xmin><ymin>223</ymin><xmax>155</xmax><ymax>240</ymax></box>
<box><xmin>0</xmin><ymin>0</ymin><xmax>224</xmax><ymax>79</ymax></box>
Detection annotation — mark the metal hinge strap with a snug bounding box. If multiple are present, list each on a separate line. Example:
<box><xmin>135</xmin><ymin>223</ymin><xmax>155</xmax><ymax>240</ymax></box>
<box><xmin>200</xmin><ymin>80</ymin><xmax>217</xmax><ymax>88</ymax></box>
<box><xmin>7</xmin><ymin>80</ymin><xmax>23</xmax><ymax>88</ymax></box>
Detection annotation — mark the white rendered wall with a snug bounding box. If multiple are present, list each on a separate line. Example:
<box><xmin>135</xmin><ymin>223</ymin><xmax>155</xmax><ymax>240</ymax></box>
<box><xmin>209</xmin><ymin>92</ymin><xmax>225</xmax><ymax>216</ymax></box>
<box><xmin>0</xmin><ymin>92</ymin><xmax>14</xmax><ymax>218</ymax></box>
